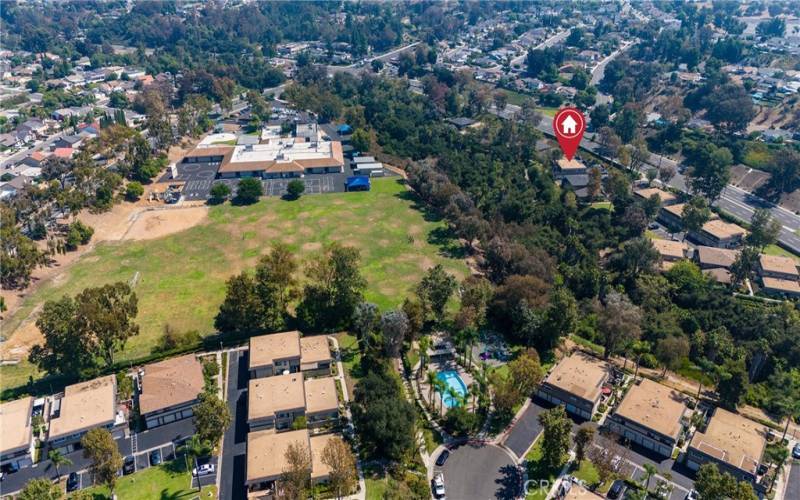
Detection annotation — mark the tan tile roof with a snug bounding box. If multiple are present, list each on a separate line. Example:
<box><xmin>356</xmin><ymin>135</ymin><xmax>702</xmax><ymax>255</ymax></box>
<box><xmin>701</xmin><ymin>219</ymin><xmax>747</xmax><ymax>240</ymax></box>
<box><xmin>564</xmin><ymin>487</ymin><xmax>604</xmax><ymax>500</ymax></box>
<box><xmin>246</xmin><ymin>428</ymin><xmax>309</xmax><ymax>483</ymax></box>
<box><xmin>184</xmin><ymin>146</ymin><xmax>234</xmax><ymax>158</ymax></box>
<box><xmin>310</xmin><ymin>434</ymin><xmax>336</xmax><ymax>480</ymax></box>
<box><xmin>634</xmin><ymin>188</ymin><xmax>677</xmax><ymax>204</ymax></box>
<box><xmin>689</xmin><ymin>408</ymin><xmax>766</xmax><ymax>476</ymax></box>
<box><xmin>651</xmin><ymin>238</ymin><xmax>687</xmax><ymax>260</ymax></box>
<box><xmin>49</xmin><ymin>375</ymin><xmax>117</xmax><ymax>440</ymax></box>
<box><xmin>555</xmin><ymin>158</ymin><xmax>585</xmax><ymax>171</ymax></box>
<box><xmin>248</xmin><ymin>373</ymin><xmax>305</xmax><ymax>422</ymax></box>
<box><xmin>250</xmin><ymin>331</ymin><xmax>301</xmax><ymax>371</ymax></box>
<box><xmin>0</xmin><ymin>396</ymin><xmax>32</xmax><ymax>454</ymax></box>
<box><xmin>304</xmin><ymin>377</ymin><xmax>338</xmax><ymax>414</ymax></box>
<box><xmin>759</xmin><ymin>254</ymin><xmax>798</xmax><ymax>277</ymax></box>
<box><xmin>761</xmin><ymin>277</ymin><xmax>800</xmax><ymax>294</ymax></box>
<box><xmin>300</xmin><ymin>335</ymin><xmax>331</xmax><ymax>365</ymax></box>
<box><xmin>704</xmin><ymin>267</ymin><xmax>732</xmax><ymax>284</ymax></box>
<box><xmin>696</xmin><ymin>246</ymin><xmax>739</xmax><ymax>269</ymax></box>
<box><xmin>139</xmin><ymin>354</ymin><xmax>204</xmax><ymax>415</ymax></box>
<box><xmin>613</xmin><ymin>378</ymin><xmax>686</xmax><ymax>439</ymax></box>
<box><xmin>543</xmin><ymin>352</ymin><xmax>610</xmax><ymax>403</ymax></box>
<box><xmin>662</xmin><ymin>203</ymin><xmax>685</xmax><ymax>218</ymax></box>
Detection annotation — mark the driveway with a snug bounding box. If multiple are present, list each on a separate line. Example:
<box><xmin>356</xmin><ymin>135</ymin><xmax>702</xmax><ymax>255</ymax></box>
<box><xmin>786</xmin><ymin>462</ymin><xmax>800</xmax><ymax>500</ymax></box>
<box><xmin>219</xmin><ymin>349</ymin><xmax>249</xmax><ymax>500</ymax></box>
<box><xmin>437</xmin><ymin>441</ymin><xmax>521</xmax><ymax>500</ymax></box>
<box><xmin>502</xmin><ymin>401</ymin><xmax>546</xmax><ymax>460</ymax></box>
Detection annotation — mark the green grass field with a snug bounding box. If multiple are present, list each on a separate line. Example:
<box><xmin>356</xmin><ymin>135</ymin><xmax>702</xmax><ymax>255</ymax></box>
<box><xmin>3</xmin><ymin>179</ymin><xmax>468</xmax><ymax>391</ymax></box>
<box><xmin>72</xmin><ymin>458</ymin><xmax>216</xmax><ymax>500</ymax></box>
<box><xmin>764</xmin><ymin>244</ymin><xmax>800</xmax><ymax>263</ymax></box>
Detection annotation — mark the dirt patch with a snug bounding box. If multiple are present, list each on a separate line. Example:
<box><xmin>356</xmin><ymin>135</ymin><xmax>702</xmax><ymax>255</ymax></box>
<box><xmin>0</xmin><ymin>306</ymin><xmax>44</xmax><ymax>359</ymax></box>
<box><xmin>301</xmin><ymin>242</ymin><xmax>322</xmax><ymax>252</ymax></box>
<box><xmin>418</xmin><ymin>256</ymin><xmax>435</xmax><ymax>271</ymax></box>
<box><xmin>122</xmin><ymin>207</ymin><xmax>208</xmax><ymax>241</ymax></box>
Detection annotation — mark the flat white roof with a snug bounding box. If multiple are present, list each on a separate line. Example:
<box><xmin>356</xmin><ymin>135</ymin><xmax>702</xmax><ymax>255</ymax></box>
<box><xmin>228</xmin><ymin>141</ymin><xmax>337</xmax><ymax>164</ymax></box>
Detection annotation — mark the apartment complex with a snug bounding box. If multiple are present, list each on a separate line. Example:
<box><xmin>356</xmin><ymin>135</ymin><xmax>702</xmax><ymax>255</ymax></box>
<box><xmin>249</xmin><ymin>331</ymin><xmax>331</xmax><ymax>379</ymax></box>
<box><xmin>0</xmin><ymin>397</ymin><xmax>34</xmax><ymax>471</ymax></box>
<box><xmin>245</xmin><ymin>429</ymin><xmax>334</xmax><ymax>495</ymax></box>
<box><xmin>138</xmin><ymin>354</ymin><xmax>205</xmax><ymax>429</ymax></box>
<box><xmin>536</xmin><ymin>352</ymin><xmax>611</xmax><ymax>420</ymax></box>
<box><xmin>606</xmin><ymin>378</ymin><xmax>687</xmax><ymax>457</ymax></box>
<box><xmin>248</xmin><ymin>373</ymin><xmax>339</xmax><ymax>431</ymax></box>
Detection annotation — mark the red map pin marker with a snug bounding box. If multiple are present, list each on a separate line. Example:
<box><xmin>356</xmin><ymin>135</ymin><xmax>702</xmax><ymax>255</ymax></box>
<box><xmin>553</xmin><ymin>107</ymin><xmax>586</xmax><ymax>161</ymax></box>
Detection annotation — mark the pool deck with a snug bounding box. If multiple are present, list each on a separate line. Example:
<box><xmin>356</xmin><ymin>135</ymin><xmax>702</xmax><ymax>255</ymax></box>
<box><xmin>420</xmin><ymin>358</ymin><xmax>475</xmax><ymax>416</ymax></box>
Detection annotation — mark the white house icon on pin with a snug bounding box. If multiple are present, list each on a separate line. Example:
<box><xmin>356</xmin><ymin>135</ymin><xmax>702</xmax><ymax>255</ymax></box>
<box><xmin>561</xmin><ymin>115</ymin><xmax>577</xmax><ymax>135</ymax></box>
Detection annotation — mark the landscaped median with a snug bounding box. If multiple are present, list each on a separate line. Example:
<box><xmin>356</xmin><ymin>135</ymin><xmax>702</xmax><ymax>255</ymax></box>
<box><xmin>71</xmin><ymin>458</ymin><xmax>216</xmax><ymax>500</ymax></box>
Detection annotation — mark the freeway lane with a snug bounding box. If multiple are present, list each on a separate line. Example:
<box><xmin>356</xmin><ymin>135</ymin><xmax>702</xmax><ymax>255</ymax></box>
<box><xmin>494</xmin><ymin>103</ymin><xmax>800</xmax><ymax>254</ymax></box>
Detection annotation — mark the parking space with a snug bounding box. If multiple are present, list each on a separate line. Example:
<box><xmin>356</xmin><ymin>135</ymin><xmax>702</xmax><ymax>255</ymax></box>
<box><xmin>438</xmin><ymin>442</ymin><xmax>521</xmax><ymax>499</ymax></box>
<box><xmin>135</xmin><ymin>452</ymin><xmax>150</xmax><ymax>471</ymax></box>
<box><xmin>503</xmin><ymin>400</ymin><xmax>546</xmax><ymax>459</ymax></box>
<box><xmin>190</xmin><ymin>456</ymin><xmax>219</xmax><ymax>490</ymax></box>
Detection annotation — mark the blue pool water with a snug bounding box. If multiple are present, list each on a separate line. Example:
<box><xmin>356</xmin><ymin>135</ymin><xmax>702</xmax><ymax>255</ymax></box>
<box><xmin>437</xmin><ymin>370</ymin><xmax>468</xmax><ymax>408</ymax></box>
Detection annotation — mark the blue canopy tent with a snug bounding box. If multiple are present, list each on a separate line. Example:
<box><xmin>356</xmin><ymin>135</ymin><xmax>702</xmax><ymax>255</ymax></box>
<box><xmin>345</xmin><ymin>176</ymin><xmax>370</xmax><ymax>192</ymax></box>
<box><xmin>337</xmin><ymin>124</ymin><xmax>353</xmax><ymax>135</ymax></box>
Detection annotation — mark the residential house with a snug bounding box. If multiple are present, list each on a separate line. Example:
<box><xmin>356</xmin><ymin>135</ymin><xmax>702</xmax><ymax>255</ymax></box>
<box><xmin>299</xmin><ymin>335</ymin><xmax>332</xmax><ymax>376</ymax></box>
<box><xmin>47</xmin><ymin>375</ymin><xmax>126</xmax><ymax>454</ymax></box>
<box><xmin>304</xmin><ymin>377</ymin><xmax>339</xmax><ymax>428</ymax></box>
<box><xmin>693</xmin><ymin>220</ymin><xmax>747</xmax><ymax>249</ymax></box>
<box><xmin>634</xmin><ymin>187</ymin><xmax>677</xmax><ymax>206</ymax></box>
<box><xmin>651</xmin><ymin>239</ymin><xmax>690</xmax><ymax>271</ymax></box>
<box><xmin>536</xmin><ymin>352</ymin><xmax>611</xmax><ymax>420</ymax></box>
<box><xmin>249</xmin><ymin>331</ymin><xmax>303</xmax><ymax>379</ymax></box>
<box><xmin>246</xmin><ymin>429</ymin><xmax>334</xmax><ymax>495</ymax></box>
<box><xmin>760</xmin><ymin>277</ymin><xmax>800</xmax><ymax>297</ymax></box>
<box><xmin>757</xmin><ymin>254</ymin><xmax>798</xmax><ymax>281</ymax></box>
<box><xmin>606</xmin><ymin>378</ymin><xmax>687</xmax><ymax>457</ymax></box>
<box><xmin>0</xmin><ymin>397</ymin><xmax>34</xmax><ymax>471</ymax></box>
<box><xmin>53</xmin><ymin>135</ymin><xmax>83</xmax><ymax>150</ymax></box>
<box><xmin>552</xmin><ymin>158</ymin><xmax>587</xmax><ymax>179</ymax></box>
<box><xmin>20</xmin><ymin>118</ymin><xmax>47</xmax><ymax>137</ymax></box>
<box><xmin>695</xmin><ymin>246</ymin><xmax>738</xmax><ymax>270</ymax></box>
<box><xmin>52</xmin><ymin>147</ymin><xmax>74</xmax><ymax>159</ymax></box>
<box><xmin>19</xmin><ymin>151</ymin><xmax>48</xmax><ymax>169</ymax></box>
<box><xmin>138</xmin><ymin>354</ymin><xmax>205</xmax><ymax>429</ymax></box>
<box><xmin>658</xmin><ymin>203</ymin><xmax>686</xmax><ymax>229</ymax></box>
<box><xmin>560</xmin><ymin>174</ymin><xmax>590</xmax><ymax>200</ymax></box>
<box><xmin>0</xmin><ymin>175</ymin><xmax>32</xmax><ymax>199</ymax></box>
<box><xmin>248</xmin><ymin>373</ymin><xmax>307</xmax><ymax>431</ymax></box>
<box><xmin>686</xmin><ymin>408</ymin><xmax>767</xmax><ymax>486</ymax></box>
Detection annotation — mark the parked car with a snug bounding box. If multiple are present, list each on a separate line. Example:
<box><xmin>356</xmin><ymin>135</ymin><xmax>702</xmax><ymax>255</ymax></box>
<box><xmin>193</xmin><ymin>463</ymin><xmax>215</xmax><ymax>476</ymax></box>
<box><xmin>685</xmin><ymin>490</ymin><xmax>699</xmax><ymax>500</ymax></box>
<box><xmin>435</xmin><ymin>449</ymin><xmax>450</xmax><ymax>466</ymax></box>
<box><xmin>607</xmin><ymin>479</ymin><xmax>626</xmax><ymax>499</ymax></box>
<box><xmin>66</xmin><ymin>472</ymin><xmax>79</xmax><ymax>492</ymax></box>
<box><xmin>123</xmin><ymin>457</ymin><xmax>135</xmax><ymax>475</ymax></box>
<box><xmin>793</xmin><ymin>443</ymin><xmax>800</xmax><ymax>459</ymax></box>
<box><xmin>432</xmin><ymin>473</ymin><xmax>446</xmax><ymax>498</ymax></box>
<box><xmin>149</xmin><ymin>450</ymin><xmax>162</xmax><ymax>466</ymax></box>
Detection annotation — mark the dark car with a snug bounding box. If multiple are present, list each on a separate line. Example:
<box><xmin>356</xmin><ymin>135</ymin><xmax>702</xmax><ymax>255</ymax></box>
<box><xmin>123</xmin><ymin>457</ymin><xmax>135</xmax><ymax>475</ymax></box>
<box><xmin>793</xmin><ymin>443</ymin><xmax>800</xmax><ymax>459</ymax></box>
<box><xmin>435</xmin><ymin>449</ymin><xmax>450</xmax><ymax>467</ymax></box>
<box><xmin>607</xmin><ymin>479</ymin><xmax>626</xmax><ymax>499</ymax></box>
<box><xmin>66</xmin><ymin>472</ymin><xmax>79</xmax><ymax>492</ymax></box>
<box><xmin>149</xmin><ymin>450</ymin><xmax>162</xmax><ymax>466</ymax></box>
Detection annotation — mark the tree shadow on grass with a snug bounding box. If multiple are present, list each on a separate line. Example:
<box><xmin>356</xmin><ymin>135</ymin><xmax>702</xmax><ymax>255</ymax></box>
<box><xmin>427</xmin><ymin>226</ymin><xmax>469</xmax><ymax>260</ymax></box>
<box><xmin>393</xmin><ymin>188</ymin><xmax>445</xmax><ymax>224</ymax></box>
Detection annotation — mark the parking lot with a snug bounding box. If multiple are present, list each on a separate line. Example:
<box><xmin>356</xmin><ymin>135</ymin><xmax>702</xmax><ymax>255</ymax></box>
<box><xmin>436</xmin><ymin>441</ymin><xmax>522</xmax><ymax>500</ymax></box>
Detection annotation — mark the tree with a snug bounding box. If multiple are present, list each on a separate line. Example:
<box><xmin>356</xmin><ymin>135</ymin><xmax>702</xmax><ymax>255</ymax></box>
<box><xmin>254</xmin><ymin>242</ymin><xmax>298</xmax><ymax>331</ymax></box>
<box><xmin>18</xmin><ymin>478</ymin><xmax>63</xmax><ymax>500</ymax></box>
<box><xmin>443</xmin><ymin>406</ymin><xmax>478</xmax><ymax>437</ymax></box>
<box><xmin>209</xmin><ymin>182</ymin><xmax>231</xmax><ymax>203</ymax></box>
<box><xmin>1</xmin><ymin>207</ymin><xmax>43</xmax><ymax>288</ymax></box>
<box><xmin>82</xmin><ymin>428</ymin><xmax>123</xmax><ymax>497</ymax></box>
<box><xmin>704</xmin><ymin>83</ymin><xmax>756</xmax><ymax>134</ymax></box>
<box><xmin>574</xmin><ymin>424</ymin><xmax>595</xmax><ymax>463</ymax></box>
<box><xmin>598</xmin><ymin>291</ymin><xmax>642</xmax><ymax>358</ymax></box>
<box><xmin>491</xmin><ymin>371</ymin><xmax>522</xmax><ymax>418</ymax></box>
<box><xmin>48</xmin><ymin>449</ymin><xmax>72</xmax><ymax>482</ymax></box>
<box><xmin>116</xmin><ymin>370</ymin><xmax>134</xmax><ymax>400</ymax></box>
<box><xmin>613</xmin><ymin>106</ymin><xmax>642</xmax><ymax>143</ymax></box>
<box><xmin>686</xmin><ymin>143</ymin><xmax>732</xmax><ymax>202</ymax></box>
<box><xmin>65</xmin><ymin>221</ymin><xmax>94</xmax><ymax>250</ymax></box>
<box><xmin>746</xmin><ymin>208</ymin><xmax>781</xmax><ymax>250</ymax></box>
<box><xmin>351</xmin><ymin>128</ymin><xmax>370</xmax><ymax>152</ymax></box>
<box><xmin>493</xmin><ymin>90</ymin><xmax>508</xmax><ymax>111</ymax></box>
<box><xmin>507</xmin><ymin>348</ymin><xmax>544</xmax><ymax>396</ymax></box>
<box><xmin>280</xmin><ymin>440</ymin><xmax>312</xmax><ymax>500</ymax></box>
<box><xmin>590</xmin><ymin>104</ymin><xmax>610</xmax><ymax>129</ymax></box>
<box><xmin>286</xmin><ymin>179</ymin><xmax>305</xmax><ymax>200</ymax></box>
<box><xmin>380</xmin><ymin>309</ymin><xmax>409</xmax><ymax>358</ymax></box>
<box><xmin>730</xmin><ymin>246</ymin><xmax>760</xmax><ymax>288</ymax></box>
<box><xmin>194</xmin><ymin>391</ymin><xmax>231</xmax><ymax>448</ymax></box>
<box><xmin>182</xmin><ymin>435</ymin><xmax>212</xmax><ymax>492</ymax></box>
<box><xmin>610</xmin><ymin>237</ymin><xmax>659</xmax><ymax>281</ymax></box>
<box><xmin>125</xmin><ymin>181</ymin><xmax>144</xmax><ymax>201</ymax></box>
<box><xmin>296</xmin><ymin>243</ymin><xmax>366</xmax><ymax>332</ymax></box>
<box><xmin>214</xmin><ymin>273</ymin><xmax>263</xmax><ymax>336</ymax></box>
<box><xmin>681</xmin><ymin>196</ymin><xmax>712</xmax><ymax>233</ymax></box>
<box><xmin>352</xmin><ymin>301</ymin><xmax>380</xmax><ymax>345</ymax></box>
<box><xmin>352</xmin><ymin>371</ymin><xmax>415</xmax><ymax>461</ymax></box>
<box><xmin>655</xmin><ymin>336</ymin><xmax>689</xmax><ymax>377</ymax></box>
<box><xmin>402</xmin><ymin>297</ymin><xmax>425</xmax><ymax>339</ymax></box>
<box><xmin>695</xmin><ymin>463</ymin><xmax>757</xmax><ymax>500</ymax></box>
<box><xmin>717</xmin><ymin>357</ymin><xmax>748</xmax><ymax>410</ymax></box>
<box><xmin>538</xmin><ymin>405</ymin><xmax>572</xmax><ymax>469</ymax></box>
<box><xmin>643</xmin><ymin>463</ymin><xmax>658</xmax><ymax>491</ymax></box>
<box><xmin>416</xmin><ymin>264</ymin><xmax>457</xmax><ymax>320</ymax></box>
<box><xmin>588</xmin><ymin>167</ymin><xmax>602</xmax><ymax>199</ymax></box>
<box><xmin>596</xmin><ymin>126</ymin><xmax>622</xmax><ymax>158</ymax></box>
<box><xmin>234</xmin><ymin>177</ymin><xmax>263</xmax><ymax>205</ymax></box>
<box><xmin>659</xmin><ymin>164</ymin><xmax>677</xmax><ymax>185</ymax></box>
<box><xmin>321</xmin><ymin>436</ymin><xmax>358</xmax><ymax>499</ymax></box>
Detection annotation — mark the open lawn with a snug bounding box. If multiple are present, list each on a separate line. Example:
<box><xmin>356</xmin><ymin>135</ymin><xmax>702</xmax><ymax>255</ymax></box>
<box><xmin>2</xmin><ymin>179</ymin><xmax>468</xmax><ymax>391</ymax></box>
<box><xmin>525</xmin><ymin>441</ymin><xmax>562</xmax><ymax>500</ymax></box>
<box><xmin>71</xmin><ymin>458</ymin><xmax>216</xmax><ymax>500</ymax></box>
<box><xmin>763</xmin><ymin>244</ymin><xmax>800</xmax><ymax>263</ymax></box>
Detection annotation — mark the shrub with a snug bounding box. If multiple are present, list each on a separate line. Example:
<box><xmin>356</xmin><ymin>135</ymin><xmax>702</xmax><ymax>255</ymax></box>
<box><xmin>286</xmin><ymin>179</ymin><xmax>305</xmax><ymax>200</ymax></box>
<box><xmin>209</xmin><ymin>182</ymin><xmax>231</xmax><ymax>204</ymax></box>
<box><xmin>125</xmin><ymin>181</ymin><xmax>144</xmax><ymax>201</ymax></box>
<box><xmin>65</xmin><ymin>221</ymin><xmax>94</xmax><ymax>250</ymax></box>
<box><xmin>234</xmin><ymin>177</ymin><xmax>263</xmax><ymax>205</ymax></box>
<box><xmin>442</xmin><ymin>406</ymin><xmax>477</xmax><ymax>437</ymax></box>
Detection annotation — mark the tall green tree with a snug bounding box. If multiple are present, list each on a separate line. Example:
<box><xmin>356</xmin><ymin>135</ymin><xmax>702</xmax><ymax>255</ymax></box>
<box><xmin>717</xmin><ymin>357</ymin><xmax>749</xmax><ymax>410</ymax></box>
<box><xmin>686</xmin><ymin>143</ymin><xmax>732</xmax><ymax>202</ymax></box>
<box><xmin>538</xmin><ymin>405</ymin><xmax>572</xmax><ymax>469</ymax></box>
<box><xmin>234</xmin><ymin>177</ymin><xmax>264</xmax><ymax>205</ymax></box>
<box><xmin>280</xmin><ymin>441</ymin><xmax>312</xmax><ymax>500</ymax></box>
<box><xmin>351</xmin><ymin>370</ymin><xmax>415</xmax><ymax>461</ymax></box>
<box><xmin>694</xmin><ymin>463</ymin><xmax>757</xmax><ymax>500</ymax></box>
<box><xmin>598</xmin><ymin>291</ymin><xmax>642</xmax><ymax>358</ymax></box>
<box><xmin>573</xmin><ymin>424</ymin><xmax>595</xmax><ymax>463</ymax></box>
<box><xmin>194</xmin><ymin>391</ymin><xmax>231</xmax><ymax>449</ymax></box>
<box><xmin>82</xmin><ymin>428</ymin><xmax>124</xmax><ymax>497</ymax></box>
<box><xmin>214</xmin><ymin>273</ymin><xmax>263</xmax><ymax>336</ymax></box>
<box><xmin>254</xmin><ymin>243</ymin><xmax>298</xmax><ymax>330</ymax></box>
<box><xmin>746</xmin><ymin>208</ymin><xmax>781</xmax><ymax>250</ymax></box>
<box><xmin>416</xmin><ymin>264</ymin><xmax>457</xmax><ymax>320</ymax></box>
<box><xmin>48</xmin><ymin>449</ymin><xmax>72</xmax><ymax>482</ymax></box>
<box><xmin>17</xmin><ymin>478</ymin><xmax>63</xmax><ymax>500</ymax></box>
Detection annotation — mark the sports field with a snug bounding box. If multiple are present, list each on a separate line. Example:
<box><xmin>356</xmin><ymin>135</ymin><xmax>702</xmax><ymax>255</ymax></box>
<box><xmin>2</xmin><ymin>178</ymin><xmax>468</xmax><ymax>390</ymax></box>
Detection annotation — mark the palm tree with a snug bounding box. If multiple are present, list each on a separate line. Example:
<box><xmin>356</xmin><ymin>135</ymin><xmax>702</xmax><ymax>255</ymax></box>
<box><xmin>182</xmin><ymin>435</ymin><xmax>212</xmax><ymax>492</ymax></box>
<box><xmin>434</xmin><ymin>379</ymin><xmax>448</xmax><ymax>415</ymax></box>
<box><xmin>469</xmin><ymin>382</ymin><xmax>480</xmax><ymax>411</ymax></box>
<box><xmin>643</xmin><ymin>463</ymin><xmax>658</xmax><ymax>491</ymax></box>
<box><xmin>462</xmin><ymin>327</ymin><xmax>479</xmax><ymax>370</ymax></box>
<box><xmin>426</xmin><ymin>371</ymin><xmax>438</xmax><ymax>406</ymax></box>
<box><xmin>446</xmin><ymin>387</ymin><xmax>463</xmax><ymax>409</ymax></box>
<box><xmin>632</xmin><ymin>340</ymin><xmax>651</xmax><ymax>381</ymax></box>
<box><xmin>418</xmin><ymin>337</ymin><xmax>431</xmax><ymax>380</ymax></box>
<box><xmin>48</xmin><ymin>449</ymin><xmax>72</xmax><ymax>482</ymax></box>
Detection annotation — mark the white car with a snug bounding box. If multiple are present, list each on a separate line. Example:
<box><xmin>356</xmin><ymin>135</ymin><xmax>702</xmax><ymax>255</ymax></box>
<box><xmin>192</xmin><ymin>463</ymin><xmax>215</xmax><ymax>476</ymax></box>
<box><xmin>685</xmin><ymin>490</ymin><xmax>699</xmax><ymax>500</ymax></box>
<box><xmin>432</xmin><ymin>473</ymin><xmax>446</xmax><ymax>498</ymax></box>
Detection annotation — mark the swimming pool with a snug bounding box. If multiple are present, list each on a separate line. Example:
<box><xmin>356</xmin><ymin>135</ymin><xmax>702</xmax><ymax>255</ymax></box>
<box><xmin>437</xmin><ymin>370</ymin><xmax>468</xmax><ymax>408</ymax></box>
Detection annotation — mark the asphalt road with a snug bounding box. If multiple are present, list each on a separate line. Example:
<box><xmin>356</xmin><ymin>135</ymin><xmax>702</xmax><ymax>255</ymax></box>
<box><xmin>219</xmin><ymin>349</ymin><xmax>249</xmax><ymax>500</ymax></box>
<box><xmin>786</xmin><ymin>462</ymin><xmax>800</xmax><ymax>500</ymax></box>
<box><xmin>437</xmin><ymin>441</ymin><xmax>521</xmax><ymax>500</ymax></box>
<box><xmin>510</xmin><ymin>30</ymin><xmax>570</xmax><ymax>68</ymax></box>
<box><xmin>503</xmin><ymin>401</ymin><xmax>545</xmax><ymax>459</ymax></box>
